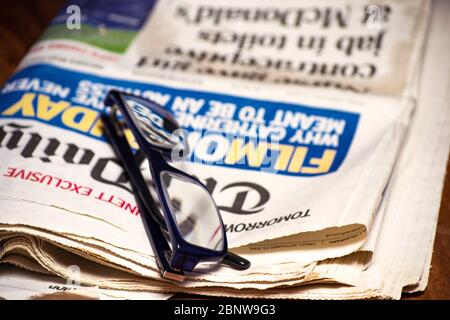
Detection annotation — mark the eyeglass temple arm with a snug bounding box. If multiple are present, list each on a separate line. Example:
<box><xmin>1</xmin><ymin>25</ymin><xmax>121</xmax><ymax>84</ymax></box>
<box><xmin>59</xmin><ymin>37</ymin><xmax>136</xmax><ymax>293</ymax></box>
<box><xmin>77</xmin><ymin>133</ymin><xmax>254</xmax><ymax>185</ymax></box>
<box><xmin>101</xmin><ymin>112</ymin><xmax>184</xmax><ymax>280</ymax></box>
<box><xmin>222</xmin><ymin>251</ymin><xmax>251</xmax><ymax>270</ymax></box>
<box><xmin>101</xmin><ymin>110</ymin><xmax>167</xmax><ymax>229</ymax></box>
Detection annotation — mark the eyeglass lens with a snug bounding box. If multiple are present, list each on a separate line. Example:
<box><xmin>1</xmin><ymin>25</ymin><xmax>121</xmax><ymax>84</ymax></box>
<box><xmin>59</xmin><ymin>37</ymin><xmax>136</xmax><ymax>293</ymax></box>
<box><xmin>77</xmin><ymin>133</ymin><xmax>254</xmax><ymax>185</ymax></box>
<box><xmin>161</xmin><ymin>171</ymin><xmax>225</xmax><ymax>251</ymax></box>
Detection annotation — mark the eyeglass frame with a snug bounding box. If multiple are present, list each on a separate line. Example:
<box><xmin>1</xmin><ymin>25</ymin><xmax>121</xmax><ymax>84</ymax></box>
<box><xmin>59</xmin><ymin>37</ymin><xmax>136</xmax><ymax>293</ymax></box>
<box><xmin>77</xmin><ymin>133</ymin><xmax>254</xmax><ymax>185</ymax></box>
<box><xmin>101</xmin><ymin>90</ymin><xmax>250</xmax><ymax>281</ymax></box>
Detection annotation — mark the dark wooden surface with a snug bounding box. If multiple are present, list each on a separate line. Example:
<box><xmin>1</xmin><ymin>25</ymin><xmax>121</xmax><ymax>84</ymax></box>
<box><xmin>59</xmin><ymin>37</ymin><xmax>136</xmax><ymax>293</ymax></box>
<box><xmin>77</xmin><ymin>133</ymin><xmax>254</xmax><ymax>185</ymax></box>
<box><xmin>0</xmin><ymin>0</ymin><xmax>448</xmax><ymax>300</ymax></box>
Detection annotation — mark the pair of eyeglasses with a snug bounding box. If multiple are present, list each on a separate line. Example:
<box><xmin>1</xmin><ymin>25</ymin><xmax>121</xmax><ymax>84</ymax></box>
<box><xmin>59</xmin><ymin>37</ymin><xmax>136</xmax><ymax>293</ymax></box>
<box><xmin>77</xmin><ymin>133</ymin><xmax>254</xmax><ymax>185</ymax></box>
<box><xmin>101</xmin><ymin>90</ymin><xmax>250</xmax><ymax>281</ymax></box>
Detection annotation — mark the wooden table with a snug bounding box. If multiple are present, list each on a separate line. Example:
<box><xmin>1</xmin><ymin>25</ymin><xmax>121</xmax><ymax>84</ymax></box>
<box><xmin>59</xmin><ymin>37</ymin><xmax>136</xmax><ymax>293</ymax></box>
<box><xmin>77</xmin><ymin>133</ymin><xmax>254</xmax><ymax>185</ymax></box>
<box><xmin>0</xmin><ymin>0</ymin><xmax>448</xmax><ymax>300</ymax></box>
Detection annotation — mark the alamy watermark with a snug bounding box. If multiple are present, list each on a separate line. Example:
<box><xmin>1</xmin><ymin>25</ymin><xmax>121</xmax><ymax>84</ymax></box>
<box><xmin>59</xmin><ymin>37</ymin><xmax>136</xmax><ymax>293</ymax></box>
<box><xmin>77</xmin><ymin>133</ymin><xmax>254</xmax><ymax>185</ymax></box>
<box><xmin>365</xmin><ymin>4</ymin><xmax>391</xmax><ymax>30</ymax></box>
<box><xmin>66</xmin><ymin>5</ymin><xmax>81</xmax><ymax>30</ymax></box>
<box><xmin>66</xmin><ymin>264</ymin><xmax>81</xmax><ymax>286</ymax></box>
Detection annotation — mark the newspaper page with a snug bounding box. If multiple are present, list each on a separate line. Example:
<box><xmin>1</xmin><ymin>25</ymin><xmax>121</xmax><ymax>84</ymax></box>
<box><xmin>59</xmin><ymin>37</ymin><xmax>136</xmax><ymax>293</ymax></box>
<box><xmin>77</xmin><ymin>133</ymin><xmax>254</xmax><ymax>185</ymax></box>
<box><xmin>0</xmin><ymin>0</ymin><xmax>436</xmax><ymax>297</ymax></box>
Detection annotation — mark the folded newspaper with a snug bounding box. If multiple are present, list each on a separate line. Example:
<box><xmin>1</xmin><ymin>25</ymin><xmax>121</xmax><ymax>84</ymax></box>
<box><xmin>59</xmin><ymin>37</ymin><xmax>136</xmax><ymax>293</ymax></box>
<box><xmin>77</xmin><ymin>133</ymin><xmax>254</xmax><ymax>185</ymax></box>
<box><xmin>0</xmin><ymin>0</ymin><xmax>449</xmax><ymax>299</ymax></box>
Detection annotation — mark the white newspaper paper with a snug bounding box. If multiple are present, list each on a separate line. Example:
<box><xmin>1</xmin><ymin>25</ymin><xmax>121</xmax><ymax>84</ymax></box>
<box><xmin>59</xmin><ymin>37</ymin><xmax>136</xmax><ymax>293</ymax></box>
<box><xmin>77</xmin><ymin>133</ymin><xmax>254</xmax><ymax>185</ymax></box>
<box><xmin>1</xmin><ymin>0</ymin><xmax>445</xmax><ymax>300</ymax></box>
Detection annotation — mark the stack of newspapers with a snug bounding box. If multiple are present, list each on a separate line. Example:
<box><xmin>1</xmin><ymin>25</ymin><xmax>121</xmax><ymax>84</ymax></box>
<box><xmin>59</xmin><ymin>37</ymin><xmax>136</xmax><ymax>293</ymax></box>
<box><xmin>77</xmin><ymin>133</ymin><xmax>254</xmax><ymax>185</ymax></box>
<box><xmin>0</xmin><ymin>0</ymin><xmax>449</xmax><ymax>299</ymax></box>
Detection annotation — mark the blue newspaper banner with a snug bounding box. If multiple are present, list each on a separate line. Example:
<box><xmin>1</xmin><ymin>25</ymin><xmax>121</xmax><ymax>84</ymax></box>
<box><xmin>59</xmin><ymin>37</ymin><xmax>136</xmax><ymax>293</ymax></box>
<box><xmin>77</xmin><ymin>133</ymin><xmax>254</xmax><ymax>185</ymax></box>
<box><xmin>0</xmin><ymin>64</ymin><xmax>359</xmax><ymax>177</ymax></box>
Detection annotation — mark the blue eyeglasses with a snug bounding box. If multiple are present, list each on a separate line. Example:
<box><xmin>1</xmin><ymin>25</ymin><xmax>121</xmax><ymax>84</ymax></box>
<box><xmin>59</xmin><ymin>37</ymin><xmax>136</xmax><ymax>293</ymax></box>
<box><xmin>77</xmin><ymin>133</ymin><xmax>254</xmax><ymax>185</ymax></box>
<box><xmin>101</xmin><ymin>90</ymin><xmax>250</xmax><ymax>281</ymax></box>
